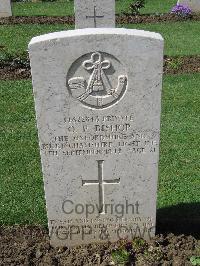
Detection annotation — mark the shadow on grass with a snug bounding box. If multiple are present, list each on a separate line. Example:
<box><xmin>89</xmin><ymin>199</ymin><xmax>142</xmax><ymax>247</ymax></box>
<box><xmin>156</xmin><ymin>203</ymin><xmax>200</xmax><ymax>238</ymax></box>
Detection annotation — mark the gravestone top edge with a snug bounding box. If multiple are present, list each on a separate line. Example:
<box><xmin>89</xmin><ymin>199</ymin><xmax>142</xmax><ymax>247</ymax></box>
<box><xmin>28</xmin><ymin>28</ymin><xmax>163</xmax><ymax>48</ymax></box>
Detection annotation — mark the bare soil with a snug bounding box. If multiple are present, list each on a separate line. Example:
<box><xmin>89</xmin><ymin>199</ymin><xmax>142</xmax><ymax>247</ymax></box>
<box><xmin>117</xmin><ymin>13</ymin><xmax>200</xmax><ymax>24</ymax></box>
<box><xmin>0</xmin><ymin>225</ymin><xmax>199</xmax><ymax>266</ymax></box>
<box><xmin>0</xmin><ymin>66</ymin><xmax>31</xmax><ymax>80</ymax></box>
<box><xmin>164</xmin><ymin>55</ymin><xmax>200</xmax><ymax>75</ymax></box>
<box><xmin>1</xmin><ymin>55</ymin><xmax>200</xmax><ymax>80</ymax></box>
<box><xmin>0</xmin><ymin>13</ymin><xmax>200</xmax><ymax>25</ymax></box>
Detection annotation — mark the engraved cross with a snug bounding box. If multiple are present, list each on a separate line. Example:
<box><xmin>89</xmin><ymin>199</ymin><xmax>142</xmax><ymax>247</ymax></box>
<box><xmin>86</xmin><ymin>6</ymin><xmax>104</xmax><ymax>28</ymax></box>
<box><xmin>82</xmin><ymin>160</ymin><xmax>120</xmax><ymax>214</ymax></box>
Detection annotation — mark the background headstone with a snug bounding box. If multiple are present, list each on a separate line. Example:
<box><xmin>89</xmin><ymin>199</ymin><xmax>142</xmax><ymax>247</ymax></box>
<box><xmin>29</xmin><ymin>28</ymin><xmax>163</xmax><ymax>247</ymax></box>
<box><xmin>178</xmin><ymin>0</ymin><xmax>200</xmax><ymax>12</ymax></box>
<box><xmin>74</xmin><ymin>0</ymin><xmax>115</xmax><ymax>29</ymax></box>
<box><xmin>0</xmin><ymin>0</ymin><xmax>12</xmax><ymax>18</ymax></box>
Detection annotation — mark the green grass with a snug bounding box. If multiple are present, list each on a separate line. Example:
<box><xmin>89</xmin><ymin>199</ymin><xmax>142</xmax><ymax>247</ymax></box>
<box><xmin>0</xmin><ymin>74</ymin><xmax>199</xmax><ymax>225</ymax></box>
<box><xmin>12</xmin><ymin>0</ymin><xmax>74</xmax><ymax>17</ymax></box>
<box><xmin>0</xmin><ymin>21</ymin><xmax>200</xmax><ymax>60</ymax></box>
<box><xmin>0</xmin><ymin>24</ymin><xmax>73</xmax><ymax>59</ymax></box>
<box><xmin>158</xmin><ymin>74</ymin><xmax>200</xmax><ymax>210</ymax></box>
<box><xmin>12</xmin><ymin>0</ymin><xmax>175</xmax><ymax>17</ymax></box>
<box><xmin>0</xmin><ymin>80</ymin><xmax>46</xmax><ymax>225</ymax></box>
<box><xmin>124</xmin><ymin>21</ymin><xmax>200</xmax><ymax>56</ymax></box>
<box><xmin>140</xmin><ymin>0</ymin><xmax>175</xmax><ymax>14</ymax></box>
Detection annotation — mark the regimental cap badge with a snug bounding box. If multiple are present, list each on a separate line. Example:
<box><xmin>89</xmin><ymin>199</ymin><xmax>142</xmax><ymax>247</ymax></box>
<box><xmin>67</xmin><ymin>51</ymin><xmax>128</xmax><ymax>109</ymax></box>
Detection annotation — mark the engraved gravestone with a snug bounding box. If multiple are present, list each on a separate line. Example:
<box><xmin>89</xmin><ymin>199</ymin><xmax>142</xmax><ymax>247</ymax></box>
<box><xmin>0</xmin><ymin>0</ymin><xmax>12</xmax><ymax>18</ymax></box>
<box><xmin>74</xmin><ymin>0</ymin><xmax>115</xmax><ymax>29</ymax></box>
<box><xmin>29</xmin><ymin>28</ymin><xmax>163</xmax><ymax>247</ymax></box>
<box><xmin>178</xmin><ymin>0</ymin><xmax>200</xmax><ymax>12</ymax></box>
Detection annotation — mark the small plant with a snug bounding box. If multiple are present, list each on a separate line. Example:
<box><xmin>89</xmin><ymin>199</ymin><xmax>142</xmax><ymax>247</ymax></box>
<box><xmin>129</xmin><ymin>0</ymin><xmax>145</xmax><ymax>16</ymax></box>
<box><xmin>111</xmin><ymin>239</ymin><xmax>136</xmax><ymax>265</ymax></box>
<box><xmin>132</xmin><ymin>238</ymin><xmax>147</xmax><ymax>253</ymax></box>
<box><xmin>111</xmin><ymin>248</ymin><xmax>130</xmax><ymax>265</ymax></box>
<box><xmin>171</xmin><ymin>4</ymin><xmax>192</xmax><ymax>18</ymax></box>
<box><xmin>190</xmin><ymin>256</ymin><xmax>200</xmax><ymax>266</ymax></box>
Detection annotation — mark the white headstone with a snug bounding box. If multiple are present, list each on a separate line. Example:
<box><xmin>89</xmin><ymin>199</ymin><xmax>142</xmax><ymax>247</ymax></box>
<box><xmin>29</xmin><ymin>28</ymin><xmax>163</xmax><ymax>247</ymax></box>
<box><xmin>0</xmin><ymin>0</ymin><xmax>12</xmax><ymax>18</ymax></box>
<box><xmin>74</xmin><ymin>0</ymin><xmax>115</xmax><ymax>29</ymax></box>
<box><xmin>178</xmin><ymin>0</ymin><xmax>200</xmax><ymax>12</ymax></box>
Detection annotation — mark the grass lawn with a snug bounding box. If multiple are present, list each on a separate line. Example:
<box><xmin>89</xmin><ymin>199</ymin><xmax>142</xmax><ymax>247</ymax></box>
<box><xmin>125</xmin><ymin>21</ymin><xmax>200</xmax><ymax>56</ymax></box>
<box><xmin>0</xmin><ymin>80</ymin><xmax>46</xmax><ymax>225</ymax></box>
<box><xmin>0</xmin><ymin>21</ymin><xmax>200</xmax><ymax>60</ymax></box>
<box><xmin>0</xmin><ymin>24</ymin><xmax>73</xmax><ymax>60</ymax></box>
<box><xmin>0</xmin><ymin>73</ymin><xmax>199</xmax><ymax>225</ymax></box>
<box><xmin>158</xmin><ymin>74</ymin><xmax>200</xmax><ymax>210</ymax></box>
<box><xmin>12</xmin><ymin>0</ymin><xmax>175</xmax><ymax>17</ymax></box>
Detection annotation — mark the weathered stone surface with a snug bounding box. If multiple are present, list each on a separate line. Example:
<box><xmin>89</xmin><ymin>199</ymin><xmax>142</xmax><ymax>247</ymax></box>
<box><xmin>74</xmin><ymin>0</ymin><xmax>115</xmax><ymax>29</ymax></box>
<box><xmin>29</xmin><ymin>28</ymin><xmax>163</xmax><ymax>247</ymax></box>
<box><xmin>0</xmin><ymin>0</ymin><xmax>12</xmax><ymax>18</ymax></box>
<box><xmin>178</xmin><ymin>0</ymin><xmax>200</xmax><ymax>12</ymax></box>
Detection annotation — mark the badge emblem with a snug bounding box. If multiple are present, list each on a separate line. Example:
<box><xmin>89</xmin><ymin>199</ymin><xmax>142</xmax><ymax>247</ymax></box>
<box><xmin>67</xmin><ymin>51</ymin><xmax>128</xmax><ymax>109</ymax></box>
